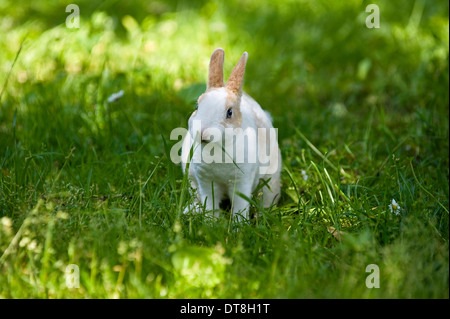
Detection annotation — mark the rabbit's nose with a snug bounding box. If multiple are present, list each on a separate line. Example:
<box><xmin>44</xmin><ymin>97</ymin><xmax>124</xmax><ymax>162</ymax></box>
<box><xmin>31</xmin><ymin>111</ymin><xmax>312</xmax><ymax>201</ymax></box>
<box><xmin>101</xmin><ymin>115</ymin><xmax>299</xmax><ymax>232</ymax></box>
<box><xmin>201</xmin><ymin>127</ymin><xmax>218</xmax><ymax>142</ymax></box>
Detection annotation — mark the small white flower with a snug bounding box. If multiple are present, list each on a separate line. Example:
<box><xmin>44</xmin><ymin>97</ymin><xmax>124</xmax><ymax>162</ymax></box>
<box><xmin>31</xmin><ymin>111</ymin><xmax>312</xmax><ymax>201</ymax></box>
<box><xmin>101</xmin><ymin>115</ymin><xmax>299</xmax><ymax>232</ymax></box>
<box><xmin>388</xmin><ymin>199</ymin><xmax>402</xmax><ymax>215</ymax></box>
<box><xmin>301</xmin><ymin>170</ymin><xmax>308</xmax><ymax>181</ymax></box>
<box><xmin>107</xmin><ymin>90</ymin><xmax>124</xmax><ymax>103</ymax></box>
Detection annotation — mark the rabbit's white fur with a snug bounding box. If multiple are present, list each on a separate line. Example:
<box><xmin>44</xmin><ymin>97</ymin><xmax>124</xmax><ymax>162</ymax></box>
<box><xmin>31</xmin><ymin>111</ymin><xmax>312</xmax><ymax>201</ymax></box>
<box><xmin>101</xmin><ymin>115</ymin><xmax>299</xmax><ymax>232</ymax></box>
<box><xmin>181</xmin><ymin>48</ymin><xmax>281</xmax><ymax>222</ymax></box>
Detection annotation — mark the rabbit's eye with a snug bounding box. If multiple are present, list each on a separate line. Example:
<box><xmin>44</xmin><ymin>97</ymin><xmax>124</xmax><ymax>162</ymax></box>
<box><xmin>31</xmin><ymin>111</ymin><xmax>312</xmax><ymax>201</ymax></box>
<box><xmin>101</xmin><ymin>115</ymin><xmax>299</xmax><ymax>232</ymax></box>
<box><xmin>226</xmin><ymin>108</ymin><xmax>233</xmax><ymax>118</ymax></box>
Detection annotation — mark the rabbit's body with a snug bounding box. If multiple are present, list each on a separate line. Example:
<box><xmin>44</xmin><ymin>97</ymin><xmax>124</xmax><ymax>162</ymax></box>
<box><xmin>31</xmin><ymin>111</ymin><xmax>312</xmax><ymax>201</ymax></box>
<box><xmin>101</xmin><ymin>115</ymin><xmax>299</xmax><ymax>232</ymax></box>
<box><xmin>181</xmin><ymin>49</ymin><xmax>281</xmax><ymax>222</ymax></box>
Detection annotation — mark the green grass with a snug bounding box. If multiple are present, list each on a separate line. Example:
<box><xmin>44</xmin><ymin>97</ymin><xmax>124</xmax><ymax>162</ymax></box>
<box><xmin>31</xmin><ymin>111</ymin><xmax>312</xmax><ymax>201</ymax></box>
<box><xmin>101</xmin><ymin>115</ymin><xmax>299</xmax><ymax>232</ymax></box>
<box><xmin>0</xmin><ymin>0</ymin><xmax>448</xmax><ymax>298</ymax></box>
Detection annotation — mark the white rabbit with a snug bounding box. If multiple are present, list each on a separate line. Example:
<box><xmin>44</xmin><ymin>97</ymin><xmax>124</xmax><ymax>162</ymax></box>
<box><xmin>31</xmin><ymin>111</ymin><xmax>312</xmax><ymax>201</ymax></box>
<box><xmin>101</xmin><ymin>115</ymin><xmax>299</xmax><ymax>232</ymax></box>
<box><xmin>181</xmin><ymin>48</ymin><xmax>281</xmax><ymax>222</ymax></box>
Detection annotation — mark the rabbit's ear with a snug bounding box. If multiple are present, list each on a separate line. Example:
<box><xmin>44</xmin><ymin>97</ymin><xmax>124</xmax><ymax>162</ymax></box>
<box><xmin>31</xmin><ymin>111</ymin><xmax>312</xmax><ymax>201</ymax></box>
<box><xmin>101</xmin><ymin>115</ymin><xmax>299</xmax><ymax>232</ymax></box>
<box><xmin>226</xmin><ymin>52</ymin><xmax>248</xmax><ymax>95</ymax></box>
<box><xmin>207</xmin><ymin>48</ymin><xmax>225</xmax><ymax>89</ymax></box>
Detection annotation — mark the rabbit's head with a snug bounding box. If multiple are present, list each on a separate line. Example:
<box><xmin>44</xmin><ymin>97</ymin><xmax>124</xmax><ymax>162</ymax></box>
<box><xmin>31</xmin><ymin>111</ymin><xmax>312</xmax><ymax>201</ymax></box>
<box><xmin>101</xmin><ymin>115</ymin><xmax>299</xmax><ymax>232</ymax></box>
<box><xmin>189</xmin><ymin>48</ymin><xmax>248</xmax><ymax>143</ymax></box>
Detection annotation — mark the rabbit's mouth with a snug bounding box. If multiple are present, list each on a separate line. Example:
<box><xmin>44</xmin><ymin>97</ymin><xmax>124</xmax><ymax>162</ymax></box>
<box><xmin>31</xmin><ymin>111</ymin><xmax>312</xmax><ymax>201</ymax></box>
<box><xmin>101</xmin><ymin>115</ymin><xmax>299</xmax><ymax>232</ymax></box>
<box><xmin>201</xmin><ymin>136</ymin><xmax>224</xmax><ymax>145</ymax></box>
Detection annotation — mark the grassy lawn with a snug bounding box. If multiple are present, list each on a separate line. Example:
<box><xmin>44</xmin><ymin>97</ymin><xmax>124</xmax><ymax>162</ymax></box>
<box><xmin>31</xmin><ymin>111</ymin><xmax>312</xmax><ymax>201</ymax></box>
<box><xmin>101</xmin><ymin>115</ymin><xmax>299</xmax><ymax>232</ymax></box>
<box><xmin>0</xmin><ymin>0</ymin><xmax>448</xmax><ymax>298</ymax></box>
